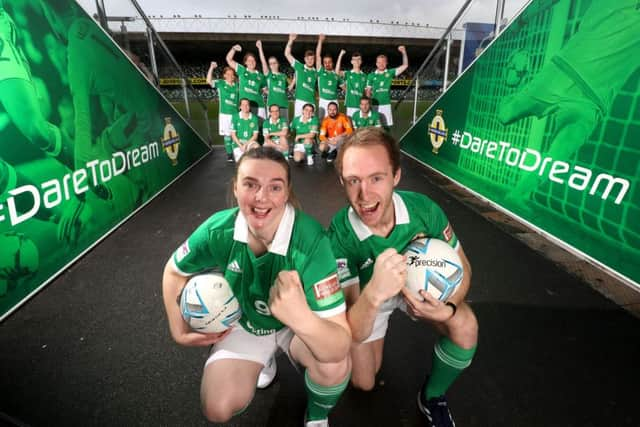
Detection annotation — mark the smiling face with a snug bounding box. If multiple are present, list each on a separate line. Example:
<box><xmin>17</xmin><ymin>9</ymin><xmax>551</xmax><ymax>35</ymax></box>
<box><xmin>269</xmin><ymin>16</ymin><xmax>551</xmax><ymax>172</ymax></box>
<box><xmin>268</xmin><ymin>57</ymin><xmax>279</xmax><ymax>73</ymax></box>
<box><xmin>323</xmin><ymin>56</ymin><xmax>334</xmax><ymax>71</ymax></box>
<box><xmin>239</xmin><ymin>99</ymin><xmax>251</xmax><ymax>114</ymax></box>
<box><xmin>360</xmin><ymin>98</ymin><xmax>371</xmax><ymax>113</ymax></box>
<box><xmin>244</xmin><ymin>53</ymin><xmax>257</xmax><ymax>70</ymax></box>
<box><xmin>302</xmin><ymin>104</ymin><xmax>314</xmax><ymax>120</ymax></box>
<box><xmin>233</xmin><ymin>158</ymin><xmax>290</xmax><ymax>239</ymax></box>
<box><xmin>269</xmin><ymin>105</ymin><xmax>280</xmax><ymax>121</ymax></box>
<box><xmin>304</xmin><ymin>51</ymin><xmax>315</xmax><ymax>67</ymax></box>
<box><xmin>340</xmin><ymin>144</ymin><xmax>400</xmax><ymax>234</ymax></box>
<box><xmin>376</xmin><ymin>54</ymin><xmax>388</xmax><ymax>71</ymax></box>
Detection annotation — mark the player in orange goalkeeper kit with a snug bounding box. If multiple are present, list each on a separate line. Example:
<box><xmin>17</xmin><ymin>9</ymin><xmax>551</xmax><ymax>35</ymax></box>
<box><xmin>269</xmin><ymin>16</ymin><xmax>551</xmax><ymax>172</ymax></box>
<box><xmin>319</xmin><ymin>102</ymin><xmax>352</xmax><ymax>163</ymax></box>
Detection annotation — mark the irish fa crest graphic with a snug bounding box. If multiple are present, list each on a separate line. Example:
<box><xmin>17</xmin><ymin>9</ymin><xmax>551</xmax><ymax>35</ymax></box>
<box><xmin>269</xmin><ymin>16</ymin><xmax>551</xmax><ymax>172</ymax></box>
<box><xmin>428</xmin><ymin>109</ymin><xmax>448</xmax><ymax>154</ymax></box>
<box><xmin>162</xmin><ymin>117</ymin><xmax>180</xmax><ymax>166</ymax></box>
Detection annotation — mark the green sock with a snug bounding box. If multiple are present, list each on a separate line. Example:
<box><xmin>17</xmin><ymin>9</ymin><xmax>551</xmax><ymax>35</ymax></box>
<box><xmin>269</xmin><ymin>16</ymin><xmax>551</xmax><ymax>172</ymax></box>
<box><xmin>425</xmin><ymin>336</ymin><xmax>476</xmax><ymax>399</ymax></box>
<box><xmin>304</xmin><ymin>143</ymin><xmax>313</xmax><ymax>157</ymax></box>
<box><xmin>223</xmin><ymin>136</ymin><xmax>233</xmax><ymax>154</ymax></box>
<box><xmin>304</xmin><ymin>370</ymin><xmax>350</xmax><ymax>421</ymax></box>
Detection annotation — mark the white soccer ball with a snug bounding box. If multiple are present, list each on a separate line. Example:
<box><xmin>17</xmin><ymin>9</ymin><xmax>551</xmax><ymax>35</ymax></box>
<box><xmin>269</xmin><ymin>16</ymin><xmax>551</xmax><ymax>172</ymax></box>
<box><xmin>180</xmin><ymin>274</ymin><xmax>241</xmax><ymax>333</ymax></box>
<box><xmin>403</xmin><ymin>238</ymin><xmax>464</xmax><ymax>302</ymax></box>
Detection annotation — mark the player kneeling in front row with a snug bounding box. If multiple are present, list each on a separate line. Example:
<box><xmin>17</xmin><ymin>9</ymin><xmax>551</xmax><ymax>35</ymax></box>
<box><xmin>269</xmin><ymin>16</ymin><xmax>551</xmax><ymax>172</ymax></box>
<box><xmin>319</xmin><ymin>102</ymin><xmax>352</xmax><ymax>163</ymax></box>
<box><xmin>328</xmin><ymin>128</ymin><xmax>478</xmax><ymax>427</ymax></box>
<box><xmin>162</xmin><ymin>147</ymin><xmax>351</xmax><ymax>427</ymax></box>
<box><xmin>290</xmin><ymin>103</ymin><xmax>319</xmax><ymax>166</ymax></box>
<box><xmin>230</xmin><ymin>98</ymin><xmax>260</xmax><ymax>162</ymax></box>
<box><xmin>263</xmin><ymin>104</ymin><xmax>289</xmax><ymax>159</ymax></box>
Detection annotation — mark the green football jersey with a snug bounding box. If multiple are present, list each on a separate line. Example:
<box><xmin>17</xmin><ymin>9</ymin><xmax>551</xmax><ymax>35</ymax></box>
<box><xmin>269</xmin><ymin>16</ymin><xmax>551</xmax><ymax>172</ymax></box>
<box><xmin>317</xmin><ymin>67</ymin><xmax>339</xmax><ymax>101</ymax></box>
<box><xmin>211</xmin><ymin>80</ymin><xmax>239</xmax><ymax>115</ymax></box>
<box><xmin>328</xmin><ymin>191</ymin><xmax>459</xmax><ymax>289</ymax></box>
<box><xmin>173</xmin><ymin>205</ymin><xmax>346</xmax><ymax>336</ymax></box>
<box><xmin>351</xmin><ymin>110</ymin><xmax>382</xmax><ymax>129</ymax></box>
<box><xmin>236</xmin><ymin>63</ymin><xmax>266</xmax><ymax>105</ymax></box>
<box><xmin>293</xmin><ymin>60</ymin><xmax>317</xmax><ymax>104</ymax></box>
<box><xmin>230</xmin><ymin>112</ymin><xmax>259</xmax><ymax>141</ymax></box>
<box><xmin>366</xmin><ymin>68</ymin><xmax>397</xmax><ymax>106</ymax></box>
<box><xmin>343</xmin><ymin>70</ymin><xmax>367</xmax><ymax>109</ymax></box>
<box><xmin>290</xmin><ymin>115</ymin><xmax>319</xmax><ymax>139</ymax></box>
<box><xmin>266</xmin><ymin>72</ymin><xmax>289</xmax><ymax>108</ymax></box>
<box><xmin>263</xmin><ymin>117</ymin><xmax>288</xmax><ymax>142</ymax></box>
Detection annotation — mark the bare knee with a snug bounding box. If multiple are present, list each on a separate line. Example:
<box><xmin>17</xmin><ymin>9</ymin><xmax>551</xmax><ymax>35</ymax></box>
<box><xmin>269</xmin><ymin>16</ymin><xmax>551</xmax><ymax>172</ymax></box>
<box><xmin>350</xmin><ymin>371</ymin><xmax>376</xmax><ymax>391</ymax></box>
<box><xmin>447</xmin><ymin>304</ymin><xmax>479</xmax><ymax>348</ymax></box>
<box><xmin>201</xmin><ymin>393</ymin><xmax>250</xmax><ymax>423</ymax></box>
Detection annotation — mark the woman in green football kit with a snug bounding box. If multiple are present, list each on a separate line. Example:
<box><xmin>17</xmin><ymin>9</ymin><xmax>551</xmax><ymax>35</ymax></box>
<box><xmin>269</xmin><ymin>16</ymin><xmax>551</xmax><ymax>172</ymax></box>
<box><xmin>162</xmin><ymin>147</ymin><xmax>351</xmax><ymax>427</ymax></box>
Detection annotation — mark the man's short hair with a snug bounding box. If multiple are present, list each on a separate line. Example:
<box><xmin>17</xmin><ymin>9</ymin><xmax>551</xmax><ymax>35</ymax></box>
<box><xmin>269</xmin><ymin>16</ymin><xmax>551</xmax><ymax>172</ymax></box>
<box><xmin>269</xmin><ymin>104</ymin><xmax>280</xmax><ymax>112</ymax></box>
<box><xmin>335</xmin><ymin>128</ymin><xmax>401</xmax><ymax>176</ymax></box>
<box><xmin>359</xmin><ymin>96</ymin><xmax>371</xmax><ymax>103</ymax></box>
<box><xmin>303</xmin><ymin>103</ymin><xmax>315</xmax><ymax>112</ymax></box>
<box><xmin>351</xmin><ymin>52</ymin><xmax>362</xmax><ymax>59</ymax></box>
<box><xmin>304</xmin><ymin>50</ymin><xmax>315</xmax><ymax>57</ymax></box>
<box><xmin>328</xmin><ymin>101</ymin><xmax>338</xmax><ymax>109</ymax></box>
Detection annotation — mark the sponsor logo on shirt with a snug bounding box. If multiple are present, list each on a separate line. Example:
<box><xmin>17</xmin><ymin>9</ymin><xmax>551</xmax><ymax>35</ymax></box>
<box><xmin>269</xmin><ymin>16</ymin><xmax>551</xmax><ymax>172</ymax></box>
<box><xmin>227</xmin><ymin>259</ymin><xmax>242</xmax><ymax>273</ymax></box>
<box><xmin>360</xmin><ymin>258</ymin><xmax>373</xmax><ymax>270</ymax></box>
<box><xmin>175</xmin><ymin>241</ymin><xmax>190</xmax><ymax>262</ymax></box>
<box><xmin>336</xmin><ymin>258</ymin><xmax>349</xmax><ymax>280</ymax></box>
<box><xmin>313</xmin><ymin>274</ymin><xmax>340</xmax><ymax>301</ymax></box>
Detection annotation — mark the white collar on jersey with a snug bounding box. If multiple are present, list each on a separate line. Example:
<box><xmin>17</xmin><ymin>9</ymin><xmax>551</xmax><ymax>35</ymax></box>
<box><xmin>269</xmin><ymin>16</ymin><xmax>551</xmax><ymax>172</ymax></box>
<box><xmin>240</xmin><ymin>112</ymin><xmax>254</xmax><ymax>120</ymax></box>
<box><xmin>233</xmin><ymin>203</ymin><xmax>295</xmax><ymax>255</ymax></box>
<box><xmin>347</xmin><ymin>192</ymin><xmax>410</xmax><ymax>241</ymax></box>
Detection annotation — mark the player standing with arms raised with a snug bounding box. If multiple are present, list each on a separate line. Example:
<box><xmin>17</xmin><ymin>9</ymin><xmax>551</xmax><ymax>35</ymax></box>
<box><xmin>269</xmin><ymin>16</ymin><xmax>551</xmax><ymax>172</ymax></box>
<box><xmin>335</xmin><ymin>50</ymin><xmax>367</xmax><ymax>119</ymax></box>
<box><xmin>226</xmin><ymin>44</ymin><xmax>267</xmax><ymax>119</ymax></box>
<box><xmin>206</xmin><ymin>62</ymin><xmax>238</xmax><ymax>162</ymax></box>
<box><xmin>365</xmin><ymin>47</ymin><xmax>408</xmax><ymax>129</ymax></box>
<box><xmin>328</xmin><ymin>128</ymin><xmax>478</xmax><ymax>427</ymax></box>
<box><xmin>256</xmin><ymin>40</ymin><xmax>290</xmax><ymax>121</ymax></box>
<box><xmin>162</xmin><ymin>147</ymin><xmax>351</xmax><ymax>427</ymax></box>
<box><xmin>315</xmin><ymin>34</ymin><xmax>341</xmax><ymax>121</ymax></box>
<box><xmin>285</xmin><ymin>34</ymin><xmax>318</xmax><ymax>118</ymax></box>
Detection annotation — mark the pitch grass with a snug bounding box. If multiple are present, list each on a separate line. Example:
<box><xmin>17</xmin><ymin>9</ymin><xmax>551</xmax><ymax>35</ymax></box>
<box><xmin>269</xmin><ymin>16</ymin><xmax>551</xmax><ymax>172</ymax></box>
<box><xmin>172</xmin><ymin>100</ymin><xmax>432</xmax><ymax>144</ymax></box>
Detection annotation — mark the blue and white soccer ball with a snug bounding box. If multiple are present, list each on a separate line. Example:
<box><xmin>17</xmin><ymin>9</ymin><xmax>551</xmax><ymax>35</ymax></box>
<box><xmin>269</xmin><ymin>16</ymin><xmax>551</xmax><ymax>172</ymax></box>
<box><xmin>403</xmin><ymin>238</ymin><xmax>464</xmax><ymax>302</ymax></box>
<box><xmin>180</xmin><ymin>274</ymin><xmax>241</xmax><ymax>333</ymax></box>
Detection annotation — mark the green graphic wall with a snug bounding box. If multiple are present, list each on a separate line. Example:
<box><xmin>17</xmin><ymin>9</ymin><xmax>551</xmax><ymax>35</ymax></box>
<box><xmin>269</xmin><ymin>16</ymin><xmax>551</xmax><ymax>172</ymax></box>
<box><xmin>0</xmin><ymin>1</ymin><xmax>210</xmax><ymax>319</ymax></box>
<box><xmin>402</xmin><ymin>0</ymin><xmax>640</xmax><ymax>287</ymax></box>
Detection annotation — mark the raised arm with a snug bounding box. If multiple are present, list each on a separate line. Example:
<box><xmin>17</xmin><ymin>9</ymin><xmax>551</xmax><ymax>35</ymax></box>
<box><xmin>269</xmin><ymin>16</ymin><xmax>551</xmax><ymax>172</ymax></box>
<box><xmin>256</xmin><ymin>40</ymin><xmax>269</xmax><ymax>76</ymax></box>
<box><xmin>284</xmin><ymin>33</ymin><xmax>297</xmax><ymax>65</ymax></box>
<box><xmin>226</xmin><ymin>44</ymin><xmax>242</xmax><ymax>70</ymax></box>
<box><xmin>315</xmin><ymin>34</ymin><xmax>325</xmax><ymax>71</ymax></box>
<box><xmin>335</xmin><ymin>49</ymin><xmax>346</xmax><ymax>77</ymax></box>
<box><xmin>205</xmin><ymin>61</ymin><xmax>217</xmax><ymax>86</ymax></box>
<box><xmin>395</xmin><ymin>45</ymin><xmax>409</xmax><ymax>76</ymax></box>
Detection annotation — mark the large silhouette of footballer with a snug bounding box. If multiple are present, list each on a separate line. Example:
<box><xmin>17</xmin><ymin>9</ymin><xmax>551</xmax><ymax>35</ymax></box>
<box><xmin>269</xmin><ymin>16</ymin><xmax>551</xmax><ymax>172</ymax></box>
<box><xmin>497</xmin><ymin>1</ymin><xmax>640</xmax><ymax>205</ymax></box>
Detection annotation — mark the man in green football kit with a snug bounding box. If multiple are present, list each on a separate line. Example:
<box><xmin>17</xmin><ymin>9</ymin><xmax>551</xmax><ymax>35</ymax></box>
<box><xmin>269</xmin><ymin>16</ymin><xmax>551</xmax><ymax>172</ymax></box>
<box><xmin>256</xmin><ymin>40</ymin><xmax>290</xmax><ymax>121</ymax></box>
<box><xmin>336</xmin><ymin>50</ymin><xmax>368</xmax><ymax>119</ymax></box>
<box><xmin>315</xmin><ymin>34</ymin><xmax>342</xmax><ymax>121</ymax></box>
<box><xmin>290</xmin><ymin>103</ymin><xmax>319</xmax><ymax>165</ymax></box>
<box><xmin>285</xmin><ymin>34</ymin><xmax>318</xmax><ymax>117</ymax></box>
<box><xmin>206</xmin><ymin>61</ymin><xmax>238</xmax><ymax>161</ymax></box>
<box><xmin>328</xmin><ymin>128</ymin><xmax>478</xmax><ymax>427</ymax></box>
<box><xmin>351</xmin><ymin>97</ymin><xmax>382</xmax><ymax>129</ymax></box>
<box><xmin>230</xmin><ymin>99</ymin><xmax>260</xmax><ymax>162</ymax></box>
<box><xmin>226</xmin><ymin>44</ymin><xmax>267</xmax><ymax>119</ymax></box>
<box><xmin>365</xmin><ymin>46</ymin><xmax>409</xmax><ymax>128</ymax></box>
<box><xmin>162</xmin><ymin>147</ymin><xmax>351</xmax><ymax>427</ymax></box>
<box><xmin>263</xmin><ymin>104</ymin><xmax>289</xmax><ymax>158</ymax></box>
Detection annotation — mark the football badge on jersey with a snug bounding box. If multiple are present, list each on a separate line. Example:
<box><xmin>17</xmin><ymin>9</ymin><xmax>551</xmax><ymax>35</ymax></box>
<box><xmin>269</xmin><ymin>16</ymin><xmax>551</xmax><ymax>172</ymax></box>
<box><xmin>428</xmin><ymin>109</ymin><xmax>448</xmax><ymax>154</ymax></box>
<box><xmin>162</xmin><ymin>117</ymin><xmax>181</xmax><ymax>166</ymax></box>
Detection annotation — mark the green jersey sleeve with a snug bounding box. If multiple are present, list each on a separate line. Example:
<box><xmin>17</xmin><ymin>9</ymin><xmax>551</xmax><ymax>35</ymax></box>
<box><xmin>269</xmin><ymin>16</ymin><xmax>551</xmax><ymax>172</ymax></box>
<box><xmin>300</xmin><ymin>234</ymin><xmax>346</xmax><ymax>317</ymax></box>
<box><xmin>172</xmin><ymin>212</ymin><xmax>232</xmax><ymax>275</ymax></box>
<box><xmin>328</xmin><ymin>212</ymin><xmax>361</xmax><ymax>288</ymax></box>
